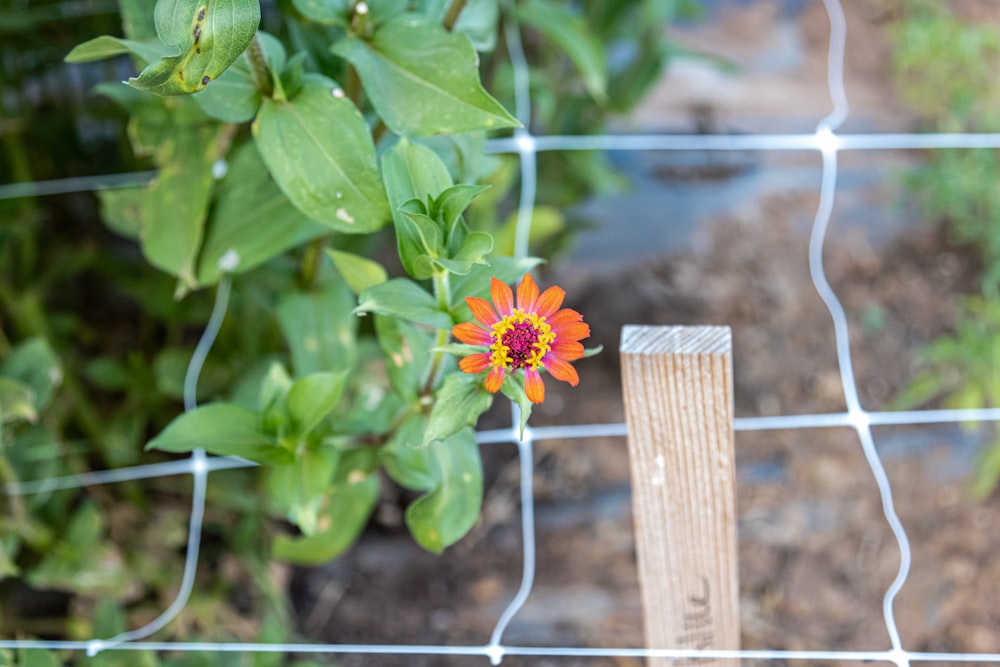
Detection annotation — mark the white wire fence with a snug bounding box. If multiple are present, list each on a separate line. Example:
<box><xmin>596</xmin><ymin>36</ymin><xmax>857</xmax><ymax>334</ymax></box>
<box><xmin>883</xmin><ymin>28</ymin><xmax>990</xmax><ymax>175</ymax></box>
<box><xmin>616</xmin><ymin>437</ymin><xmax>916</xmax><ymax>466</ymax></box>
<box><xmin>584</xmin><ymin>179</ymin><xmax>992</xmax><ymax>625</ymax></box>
<box><xmin>3</xmin><ymin>0</ymin><xmax>1000</xmax><ymax>664</ymax></box>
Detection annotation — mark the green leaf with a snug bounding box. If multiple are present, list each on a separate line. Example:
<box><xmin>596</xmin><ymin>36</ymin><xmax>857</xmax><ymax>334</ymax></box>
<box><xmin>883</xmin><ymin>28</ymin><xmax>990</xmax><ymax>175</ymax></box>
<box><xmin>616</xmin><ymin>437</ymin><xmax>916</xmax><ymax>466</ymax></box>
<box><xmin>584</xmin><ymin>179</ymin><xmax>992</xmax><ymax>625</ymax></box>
<box><xmin>65</xmin><ymin>35</ymin><xmax>171</xmax><ymax>64</ymax></box>
<box><xmin>399</xmin><ymin>202</ymin><xmax>443</xmax><ymax>262</ymax></box>
<box><xmin>276</xmin><ymin>278</ymin><xmax>358</xmax><ymax>376</ymax></box>
<box><xmin>327</xmin><ymin>249</ymin><xmax>388</xmax><ymax>295</ymax></box>
<box><xmin>259</xmin><ymin>361</ymin><xmax>293</xmax><ymax>413</ymax></box>
<box><xmin>381</xmin><ymin>414</ymin><xmax>437</xmax><ymax>491</ymax></box>
<box><xmin>332</xmin><ymin>15</ymin><xmax>519</xmax><ymax>136</ymax></box>
<box><xmin>130</xmin><ymin>0</ymin><xmax>261</xmax><ymax>95</ymax></box>
<box><xmin>18</xmin><ymin>650</ymin><xmax>59</xmax><ymax>667</ymax></box>
<box><xmin>268</xmin><ymin>445</ymin><xmax>339</xmax><ymax>535</ymax></box>
<box><xmin>453</xmin><ymin>0</ymin><xmax>499</xmax><ymax>52</ymax></box>
<box><xmin>3</xmin><ymin>338</ymin><xmax>61</xmax><ymax>412</ymax></box>
<box><xmin>291</xmin><ymin>0</ymin><xmax>350</xmax><ymax>25</ymax></box>
<box><xmin>141</xmin><ymin>123</ymin><xmax>229</xmax><ymax>294</ymax></box>
<box><xmin>375</xmin><ymin>315</ymin><xmax>433</xmax><ymax>401</ymax></box>
<box><xmin>28</xmin><ymin>503</ymin><xmax>134</xmax><ymax>597</ymax></box>
<box><xmin>254</xmin><ymin>74</ymin><xmax>390</xmax><ymax>232</ymax></box>
<box><xmin>366</xmin><ymin>0</ymin><xmax>409</xmax><ymax>26</ymax></box>
<box><xmin>381</xmin><ymin>138</ymin><xmax>453</xmax><ymax>279</ymax></box>
<box><xmin>405</xmin><ymin>427</ymin><xmax>483</xmax><ymax>553</ymax></box>
<box><xmin>422</xmin><ymin>372</ymin><xmax>492</xmax><ymax>445</ymax></box>
<box><xmin>98</xmin><ymin>186</ymin><xmax>144</xmax><ymax>239</ymax></box>
<box><xmin>432</xmin><ymin>183</ymin><xmax>490</xmax><ymax>238</ymax></box>
<box><xmin>972</xmin><ymin>440</ymin><xmax>1000</xmax><ymax>498</ymax></box>
<box><xmin>197</xmin><ymin>143</ymin><xmax>327</xmax><ymax>285</ymax></box>
<box><xmin>412</xmin><ymin>0</ymin><xmax>497</xmax><ymax>51</ymax></box>
<box><xmin>147</xmin><ymin>403</ymin><xmax>293</xmax><ymax>464</ymax></box>
<box><xmin>0</xmin><ymin>378</ymin><xmax>37</xmax><ymax>425</ymax></box>
<box><xmin>273</xmin><ymin>459</ymin><xmax>379</xmax><ymax>563</ymax></box>
<box><xmin>120</xmin><ymin>0</ymin><xmax>158</xmax><ymax>41</ymax></box>
<box><xmin>356</xmin><ymin>278</ymin><xmax>452</xmax><ymax>329</ymax></box>
<box><xmin>286</xmin><ymin>371</ymin><xmax>347</xmax><ymax>435</ymax></box>
<box><xmin>517</xmin><ymin>0</ymin><xmax>607</xmax><ymax>103</ymax></box>
<box><xmin>416</xmin><ymin>132</ymin><xmax>500</xmax><ymax>184</ymax></box>
<box><xmin>192</xmin><ymin>53</ymin><xmax>259</xmax><ymax>122</ymax></box>
<box><xmin>436</xmin><ymin>231</ymin><xmax>493</xmax><ymax>276</ymax></box>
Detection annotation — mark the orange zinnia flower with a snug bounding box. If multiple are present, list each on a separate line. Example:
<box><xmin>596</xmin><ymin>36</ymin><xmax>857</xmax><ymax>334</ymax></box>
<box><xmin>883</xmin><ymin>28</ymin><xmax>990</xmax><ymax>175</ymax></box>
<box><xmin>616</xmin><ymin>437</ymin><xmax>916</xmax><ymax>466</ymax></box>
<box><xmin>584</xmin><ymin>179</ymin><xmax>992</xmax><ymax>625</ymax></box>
<box><xmin>451</xmin><ymin>274</ymin><xmax>590</xmax><ymax>404</ymax></box>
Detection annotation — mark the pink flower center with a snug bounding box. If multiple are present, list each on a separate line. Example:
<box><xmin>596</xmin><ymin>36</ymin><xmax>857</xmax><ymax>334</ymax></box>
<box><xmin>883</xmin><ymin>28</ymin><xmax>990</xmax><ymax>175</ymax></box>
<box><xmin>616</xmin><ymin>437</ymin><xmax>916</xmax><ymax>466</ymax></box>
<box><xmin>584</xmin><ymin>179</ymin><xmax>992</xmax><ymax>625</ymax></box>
<box><xmin>489</xmin><ymin>310</ymin><xmax>555</xmax><ymax>371</ymax></box>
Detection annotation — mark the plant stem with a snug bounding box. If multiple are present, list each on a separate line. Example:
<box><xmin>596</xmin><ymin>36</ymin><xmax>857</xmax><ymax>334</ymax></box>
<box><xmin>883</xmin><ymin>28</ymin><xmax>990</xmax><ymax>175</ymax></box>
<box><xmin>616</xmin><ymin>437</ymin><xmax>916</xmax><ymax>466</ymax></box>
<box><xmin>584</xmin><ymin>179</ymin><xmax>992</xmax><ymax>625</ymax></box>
<box><xmin>345</xmin><ymin>65</ymin><xmax>362</xmax><ymax>106</ymax></box>
<box><xmin>299</xmin><ymin>235</ymin><xmax>330</xmax><ymax>290</ymax></box>
<box><xmin>0</xmin><ymin>453</ymin><xmax>26</xmax><ymax>526</ymax></box>
<box><xmin>443</xmin><ymin>0</ymin><xmax>467</xmax><ymax>30</ymax></box>
<box><xmin>421</xmin><ymin>272</ymin><xmax>453</xmax><ymax>396</ymax></box>
<box><xmin>372</xmin><ymin>119</ymin><xmax>388</xmax><ymax>146</ymax></box>
<box><xmin>247</xmin><ymin>34</ymin><xmax>275</xmax><ymax>98</ymax></box>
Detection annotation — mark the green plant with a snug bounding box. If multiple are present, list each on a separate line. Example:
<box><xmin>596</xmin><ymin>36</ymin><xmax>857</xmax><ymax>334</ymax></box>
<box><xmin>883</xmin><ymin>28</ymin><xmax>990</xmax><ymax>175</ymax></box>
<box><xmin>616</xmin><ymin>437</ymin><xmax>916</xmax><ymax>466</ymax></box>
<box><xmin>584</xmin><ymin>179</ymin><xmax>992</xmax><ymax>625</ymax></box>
<box><xmin>1</xmin><ymin>0</ymin><xmax>670</xmax><ymax>651</ymax></box>
<box><xmin>892</xmin><ymin>2</ymin><xmax>1000</xmax><ymax>496</ymax></box>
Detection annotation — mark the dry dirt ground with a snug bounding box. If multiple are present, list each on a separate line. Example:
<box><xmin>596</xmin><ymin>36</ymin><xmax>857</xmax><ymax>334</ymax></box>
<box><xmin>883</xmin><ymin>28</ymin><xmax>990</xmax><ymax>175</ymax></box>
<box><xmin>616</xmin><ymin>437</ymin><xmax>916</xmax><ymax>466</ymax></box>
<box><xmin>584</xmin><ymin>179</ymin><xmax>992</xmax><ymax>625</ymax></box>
<box><xmin>289</xmin><ymin>2</ymin><xmax>1000</xmax><ymax>665</ymax></box>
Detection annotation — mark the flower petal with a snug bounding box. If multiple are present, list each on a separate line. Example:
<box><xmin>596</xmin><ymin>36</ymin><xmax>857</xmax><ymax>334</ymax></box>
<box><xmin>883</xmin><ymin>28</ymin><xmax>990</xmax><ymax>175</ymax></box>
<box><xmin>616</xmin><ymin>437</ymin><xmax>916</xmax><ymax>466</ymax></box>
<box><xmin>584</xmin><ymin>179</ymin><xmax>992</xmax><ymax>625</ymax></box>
<box><xmin>459</xmin><ymin>353</ymin><xmax>491</xmax><ymax>374</ymax></box>
<box><xmin>485</xmin><ymin>365</ymin><xmax>505</xmax><ymax>393</ymax></box>
<box><xmin>516</xmin><ymin>273</ymin><xmax>539</xmax><ymax>312</ymax></box>
<box><xmin>466</xmin><ymin>296</ymin><xmax>499</xmax><ymax>326</ymax></box>
<box><xmin>548</xmin><ymin>308</ymin><xmax>583</xmax><ymax>327</ymax></box>
<box><xmin>551</xmin><ymin>340</ymin><xmax>585</xmax><ymax>361</ymax></box>
<box><xmin>553</xmin><ymin>321</ymin><xmax>590</xmax><ymax>343</ymax></box>
<box><xmin>524</xmin><ymin>368</ymin><xmax>545</xmax><ymax>404</ymax></box>
<box><xmin>452</xmin><ymin>322</ymin><xmax>491</xmax><ymax>346</ymax></box>
<box><xmin>543</xmin><ymin>355</ymin><xmax>579</xmax><ymax>386</ymax></box>
<box><xmin>490</xmin><ymin>277</ymin><xmax>514</xmax><ymax>317</ymax></box>
<box><xmin>535</xmin><ymin>285</ymin><xmax>566</xmax><ymax>318</ymax></box>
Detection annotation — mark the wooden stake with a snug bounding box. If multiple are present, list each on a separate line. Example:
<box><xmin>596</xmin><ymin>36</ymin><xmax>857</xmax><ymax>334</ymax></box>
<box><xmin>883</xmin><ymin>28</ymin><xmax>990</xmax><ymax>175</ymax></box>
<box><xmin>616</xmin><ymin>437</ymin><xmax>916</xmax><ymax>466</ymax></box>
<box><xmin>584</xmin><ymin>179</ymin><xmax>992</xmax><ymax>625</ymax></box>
<box><xmin>620</xmin><ymin>325</ymin><xmax>739</xmax><ymax>667</ymax></box>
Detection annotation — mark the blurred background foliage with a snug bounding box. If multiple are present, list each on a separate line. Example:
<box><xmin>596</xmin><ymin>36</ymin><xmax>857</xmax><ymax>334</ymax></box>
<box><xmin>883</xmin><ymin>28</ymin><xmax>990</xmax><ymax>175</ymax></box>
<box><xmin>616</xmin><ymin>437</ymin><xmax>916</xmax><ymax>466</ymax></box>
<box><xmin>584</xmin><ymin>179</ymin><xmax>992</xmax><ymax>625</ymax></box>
<box><xmin>890</xmin><ymin>0</ymin><xmax>1000</xmax><ymax>497</ymax></box>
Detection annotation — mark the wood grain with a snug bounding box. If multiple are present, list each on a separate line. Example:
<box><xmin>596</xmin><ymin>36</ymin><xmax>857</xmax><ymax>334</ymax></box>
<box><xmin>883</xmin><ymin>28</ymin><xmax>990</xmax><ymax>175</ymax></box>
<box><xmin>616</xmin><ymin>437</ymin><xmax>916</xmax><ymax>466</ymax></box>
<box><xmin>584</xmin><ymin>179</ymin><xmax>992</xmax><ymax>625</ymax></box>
<box><xmin>620</xmin><ymin>325</ymin><xmax>739</xmax><ymax>667</ymax></box>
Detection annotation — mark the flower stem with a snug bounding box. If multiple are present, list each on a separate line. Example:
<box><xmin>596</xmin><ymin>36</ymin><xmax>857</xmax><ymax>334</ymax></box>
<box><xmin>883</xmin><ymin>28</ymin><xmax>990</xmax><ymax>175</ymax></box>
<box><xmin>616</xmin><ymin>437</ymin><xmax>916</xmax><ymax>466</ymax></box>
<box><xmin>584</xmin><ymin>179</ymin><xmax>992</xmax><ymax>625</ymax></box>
<box><xmin>299</xmin><ymin>235</ymin><xmax>330</xmax><ymax>291</ymax></box>
<box><xmin>443</xmin><ymin>0</ymin><xmax>467</xmax><ymax>30</ymax></box>
<box><xmin>247</xmin><ymin>34</ymin><xmax>275</xmax><ymax>99</ymax></box>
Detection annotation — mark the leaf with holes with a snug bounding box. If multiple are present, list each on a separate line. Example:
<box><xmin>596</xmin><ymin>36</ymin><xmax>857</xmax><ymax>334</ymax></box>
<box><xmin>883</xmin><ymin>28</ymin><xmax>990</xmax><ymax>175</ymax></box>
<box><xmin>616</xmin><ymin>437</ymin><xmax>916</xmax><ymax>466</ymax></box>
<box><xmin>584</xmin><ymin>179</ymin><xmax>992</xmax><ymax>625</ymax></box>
<box><xmin>255</xmin><ymin>74</ymin><xmax>389</xmax><ymax>232</ymax></box>
<box><xmin>127</xmin><ymin>0</ymin><xmax>260</xmax><ymax>95</ymax></box>
<box><xmin>332</xmin><ymin>14</ymin><xmax>519</xmax><ymax>136</ymax></box>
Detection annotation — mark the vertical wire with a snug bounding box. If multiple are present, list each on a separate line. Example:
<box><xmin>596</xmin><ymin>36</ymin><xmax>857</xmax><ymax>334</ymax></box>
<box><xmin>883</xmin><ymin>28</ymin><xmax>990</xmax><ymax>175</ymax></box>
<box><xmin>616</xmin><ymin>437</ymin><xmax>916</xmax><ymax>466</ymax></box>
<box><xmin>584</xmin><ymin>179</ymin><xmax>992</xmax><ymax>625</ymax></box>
<box><xmin>87</xmin><ymin>277</ymin><xmax>232</xmax><ymax>656</ymax></box>
<box><xmin>812</xmin><ymin>1</ymin><xmax>911</xmax><ymax>658</ymax></box>
<box><xmin>484</xmin><ymin>7</ymin><xmax>539</xmax><ymax>663</ymax></box>
<box><xmin>503</xmin><ymin>1</ymin><xmax>536</xmax><ymax>260</ymax></box>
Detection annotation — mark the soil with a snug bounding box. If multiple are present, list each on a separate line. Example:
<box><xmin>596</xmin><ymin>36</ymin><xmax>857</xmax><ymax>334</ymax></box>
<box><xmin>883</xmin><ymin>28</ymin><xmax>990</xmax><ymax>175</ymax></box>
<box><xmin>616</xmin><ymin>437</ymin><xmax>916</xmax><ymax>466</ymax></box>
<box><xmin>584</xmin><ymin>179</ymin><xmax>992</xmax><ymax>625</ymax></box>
<box><xmin>287</xmin><ymin>2</ymin><xmax>1000</xmax><ymax>666</ymax></box>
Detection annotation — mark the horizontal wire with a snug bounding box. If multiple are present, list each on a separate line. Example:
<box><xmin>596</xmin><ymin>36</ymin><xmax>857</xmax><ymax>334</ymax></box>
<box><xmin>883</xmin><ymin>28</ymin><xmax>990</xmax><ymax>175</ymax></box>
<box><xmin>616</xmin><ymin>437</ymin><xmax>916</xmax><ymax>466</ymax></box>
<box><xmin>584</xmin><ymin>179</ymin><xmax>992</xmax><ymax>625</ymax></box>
<box><xmin>0</xmin><ymin>171</ymin><xmax>156</xmax><ymax>200</ymax></box>
<box><xmin>485</xmin><ymin>131</ymin><xmax>1000</xmax><ymax>154</ymax></box>
<box><xmin>2</xmin><ymin>640</ymin><xmax>999</xmax><ymax>664</ymax></box>
<box><xmin>5</xmin><ymin>130</ymin><xmax>1000</xmax><ymax>202</ymax></box>
<box><xmin>5</xmin><ymin>406</ymin><xmax>998</xmax><ymax>496</ymax></box>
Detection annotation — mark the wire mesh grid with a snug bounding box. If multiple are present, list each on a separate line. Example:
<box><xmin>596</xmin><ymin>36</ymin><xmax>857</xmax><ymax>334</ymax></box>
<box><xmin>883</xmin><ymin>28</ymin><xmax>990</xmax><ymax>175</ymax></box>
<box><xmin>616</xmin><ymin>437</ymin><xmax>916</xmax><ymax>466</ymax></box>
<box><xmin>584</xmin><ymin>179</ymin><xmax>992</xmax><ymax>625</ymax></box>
<box><xmin>4</xmin><ymin>0</ymin><xmax>1000</xmax><ymax>663</ymax></box>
